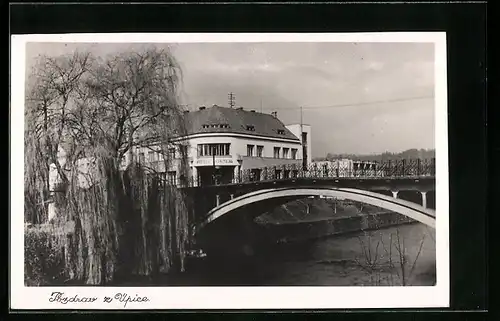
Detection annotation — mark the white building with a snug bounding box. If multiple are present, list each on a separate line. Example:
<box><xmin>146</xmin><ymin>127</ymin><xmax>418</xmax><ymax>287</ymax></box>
<box><xmin>312</xmin><ymin>159</ymin><xmax>379</xmax><ymax>177</ymax></box>
<box><xmin>133</xmin><ymin>105</ymin><xmax>313</xmax><ymax>186</ymax></box>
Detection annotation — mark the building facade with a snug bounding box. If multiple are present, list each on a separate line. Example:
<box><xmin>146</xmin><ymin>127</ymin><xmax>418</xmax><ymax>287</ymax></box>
<box><xmin>123</xmin><ymin>105</ymin><xmax>313</xmax><ymax>186</ymax></box>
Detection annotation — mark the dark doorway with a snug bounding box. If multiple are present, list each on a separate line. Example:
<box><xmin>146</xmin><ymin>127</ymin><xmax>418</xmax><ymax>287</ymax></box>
<box><xmin>197</xmin><ymin>166</ymin><xmax>235</xmax><ymax>186</ymax></box>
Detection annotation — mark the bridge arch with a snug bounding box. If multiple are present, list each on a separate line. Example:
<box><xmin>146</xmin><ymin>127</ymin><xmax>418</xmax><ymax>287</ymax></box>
<box><xmin>197</xmin><ymin>187</ymin><xmax>436</xmax><ymax>231</ymax></box>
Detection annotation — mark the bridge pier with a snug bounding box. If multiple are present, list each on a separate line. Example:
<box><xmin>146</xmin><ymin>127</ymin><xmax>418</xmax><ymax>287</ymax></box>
<box><xmin>392</xmin><ymin>190</ymin><xmax>399</xmax><ymax>199</ymax></box>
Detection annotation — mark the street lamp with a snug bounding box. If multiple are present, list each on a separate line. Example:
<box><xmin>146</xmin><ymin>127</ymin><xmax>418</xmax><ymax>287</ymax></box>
<box><xmin>211</xmin><ymin>145</ymin><xmax>222</xmax><ymax>185</ymax></box>
<box><xmin>212</xmin><ymin>145</ymin><xmax>216</xmax><ymax>185</ymax></box>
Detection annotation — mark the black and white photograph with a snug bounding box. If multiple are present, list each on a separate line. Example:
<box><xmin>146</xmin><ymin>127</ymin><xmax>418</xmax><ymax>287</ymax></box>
<box><xmin>11</xmin><ymin>33</ymin><xmax>449</xmax><ymax>309</ymax></box>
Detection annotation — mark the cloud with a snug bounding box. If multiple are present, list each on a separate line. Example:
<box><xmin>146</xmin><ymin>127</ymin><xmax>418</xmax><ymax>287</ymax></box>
<box><xmin>366</xmin><ymin>61</ymin><xmax>385</xmax><ymax>71</ymax></box>
<box><xmin>25</xmin><ymin>41</ymin><xmax>436</xmax><ymax>156</ymax></box>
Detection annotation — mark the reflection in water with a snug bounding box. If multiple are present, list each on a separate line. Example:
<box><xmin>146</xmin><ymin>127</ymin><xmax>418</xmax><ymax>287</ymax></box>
<box><xmin>155</xmin><ymin>223</ymin><xmax>436</xmax><ymax>286</ymax></box>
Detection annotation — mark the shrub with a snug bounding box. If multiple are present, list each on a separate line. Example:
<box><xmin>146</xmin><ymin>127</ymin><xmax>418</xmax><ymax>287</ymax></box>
<box><xmin>24</xmin><ymin>226</ymin><xmax>67</xmax><ymax>286</ymax></box>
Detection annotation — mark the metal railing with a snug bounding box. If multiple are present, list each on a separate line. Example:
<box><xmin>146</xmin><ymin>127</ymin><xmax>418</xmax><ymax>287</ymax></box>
<box><xmin>156</xmin><ymin>158</ymin><xmax>435</xmax><ymax>188</ymax></box>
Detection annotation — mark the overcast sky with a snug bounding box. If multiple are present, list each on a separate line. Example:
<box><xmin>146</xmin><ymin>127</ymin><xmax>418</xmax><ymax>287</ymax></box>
<box><xmin>26</xmin><ymin>41</ymin><xmax>435</xmax><ymax>157</ymax></box>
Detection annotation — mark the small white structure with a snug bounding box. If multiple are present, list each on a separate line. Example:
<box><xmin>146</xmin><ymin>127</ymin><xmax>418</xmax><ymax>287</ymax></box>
<box><xmin>48</xmin><ymin>147</ymin><xmax>98</xmax><ymax>221</ymax></box>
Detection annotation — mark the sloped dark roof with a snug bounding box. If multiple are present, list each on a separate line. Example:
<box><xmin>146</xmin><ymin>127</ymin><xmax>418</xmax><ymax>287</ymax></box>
<box><xmin>183</xmin><ymin>105</ymin><xmax>300</xmax><ymax>141</ymax></box>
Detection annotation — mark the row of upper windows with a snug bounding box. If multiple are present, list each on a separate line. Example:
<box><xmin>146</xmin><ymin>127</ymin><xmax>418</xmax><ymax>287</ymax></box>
<box><xmin>202</xmin><ymin>124</ymin><xmax>230</xmax><ymax>129</ymax></box>
<box><xmin>198</xmin><ymin>143</ymin><xmax>231</xmax><ymax>156</ymax></box>
<box><xmin>133</xmin><ymin>145</ymin><xmax>188</xmax><ymax>164</ymax></box>
<box><xmin>136</xmin><ymin>148</ymin><xmax>176</xmax><ymax>163</ymax></box>
<box><xmin>201</xmin><ymin>124</ymin><xmax>286</xmax><ymax>135</ymax></box>
<box><xmin>131</xmin><ymin>142</ymin><xmax>299</xmax><ymax>161</ymax></box>
<box><xmin>247</xmin><ymin>144</ymin><xmax>298</xmax><ymax>159</ymax></box>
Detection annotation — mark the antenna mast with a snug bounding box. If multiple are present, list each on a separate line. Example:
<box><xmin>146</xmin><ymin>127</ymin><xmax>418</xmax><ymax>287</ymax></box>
<box><xmin>228</xmin><ymin>92</ymin><xmax>235</xmax><ymax>108</ymax></box>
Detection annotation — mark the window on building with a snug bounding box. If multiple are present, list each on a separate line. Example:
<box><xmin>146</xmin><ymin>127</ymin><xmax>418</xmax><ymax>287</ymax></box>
<box><xmin>157</xmin><ymin>150</ymin><xmax>163</xmax><ymax>162</ymax></box>
<box><xmin>139</xmin><ymin>151</ymin><xmax>145</xmax><ymax>163</ymax></box>
<box><xmin>256</xmin><ymin>145</ymin><xmax>264</xmax><ymax>157</ymax></box>
<box><xmin>283</xmin><ymin>148</ymin><xmax>289</xmax><ymax>159</ymax></box>
<box><xmin>274</xmin><ymin>169</ymin><xmax>282</xmax><ymax>180</ymax></box>
<box><xmin>179</xmin><ymin>145</ymin><xmax>188</xmax><ymax>156</ymax></box>
<box><xmin>247</xmin><ymin>144</ymin><xmax>255</xmax><ymax>157</ymax></box>
<box><xmin>148</xmin><ymin>150</ymin><xmax>156</xmax><ymax>163</ymax></box>
<box><xmin>197</xmin><ymin>143</ymin><xmax>231</xmax><ymax>156</ymax></box>
<box><xmin>277</xmin><ymin>129</ymin><xmax>285</xmax><ymax>135</ymax></box>
<box><xmin>168</xmin><ymin>148</ymin><xmax>176</xmax><ymax>159</ymax></box>
<box><xmin>246</xmin><ymin>125</ymin><xmax>255</xmax><ymax>131</ymax></box>
<box><xmin>291</xmin><ymin>148</ymin><xmax>298</xmax><ymax>160</ymax></box>
<box><xmin>273</xmin><ymin>147</ymin><xmax>281</xmax><ymax>159</ymax></box>
<box><xmin>167</xmin><ymin>171</ymin><xmax>177</xmax><ymax>185</ymax></box>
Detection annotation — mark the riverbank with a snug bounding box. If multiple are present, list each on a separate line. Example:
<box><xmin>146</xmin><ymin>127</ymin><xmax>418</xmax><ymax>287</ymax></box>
<box><xmin>257</xmin><ymin>211</ymin><xmax>415</xmax><ymax>245</ymax></box>
<box><xmin>253</xmin><ymin>198</ymin><xmax>415</xmax><ymax>245</ymax></box>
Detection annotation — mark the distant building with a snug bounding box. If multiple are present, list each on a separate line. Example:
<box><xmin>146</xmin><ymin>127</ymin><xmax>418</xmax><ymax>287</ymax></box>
<box><xmin>312</xmin><ymin>159</ymin><xmax>378</xmax><ymax>177</ymax></box>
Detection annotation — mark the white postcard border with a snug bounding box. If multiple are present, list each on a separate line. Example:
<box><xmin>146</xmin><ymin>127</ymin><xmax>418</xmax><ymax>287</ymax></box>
<box><xmin>10</xmin><ymin>32</ymin><xmax>449</xmax><ymax>310</ymax></box>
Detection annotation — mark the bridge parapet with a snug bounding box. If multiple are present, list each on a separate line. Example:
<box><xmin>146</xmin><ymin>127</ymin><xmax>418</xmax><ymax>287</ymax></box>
<box><xmin>169</xmin><ymin>158</ymin><xmax>435</xmax><ymax>188</ymax></box>
<box><xmin>234</xmin><ymin>158</ymin><xmax>435</xmax><ymax>184</ymax></box>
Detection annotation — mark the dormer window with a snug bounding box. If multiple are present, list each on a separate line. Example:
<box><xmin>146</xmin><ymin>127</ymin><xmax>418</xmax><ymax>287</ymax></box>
<box><xmin>203</xmin><ymin>123</ymin><xmax>229</xmax><ymax>129</ymax></box>
<box><xmin>246</xmin><ymin>125</ymin><xmax>255</xmax><ymax>131</ymax></box>
<box><xmin>277</xmin><ymin>129</ymin><xmax>285</xmax><ymax>135</ymax></box>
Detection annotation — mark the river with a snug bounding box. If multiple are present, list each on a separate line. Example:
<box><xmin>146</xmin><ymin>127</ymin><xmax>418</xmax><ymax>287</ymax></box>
<box><xmin>156</xmin><ymin>222</ymin><xmax>436</xmax><ymax>286</ymax></box>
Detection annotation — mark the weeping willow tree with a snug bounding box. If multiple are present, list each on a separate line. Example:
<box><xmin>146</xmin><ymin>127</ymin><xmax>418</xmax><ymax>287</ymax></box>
<box><xmin>25</xmin><ymin>46</ymin><xmax>192</xmax><ymax>285</ymax></box>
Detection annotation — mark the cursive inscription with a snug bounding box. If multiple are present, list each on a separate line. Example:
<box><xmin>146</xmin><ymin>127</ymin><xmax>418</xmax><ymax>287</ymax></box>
<box><xmin>114</xmin><ymin>292</ymin><xmax>150</xmax><ymax>307</ymax></box>
<box><xmin>48</xmin><ymin>291</ymin><xmax>150</xmax><ymax>308</ymax></box>
<box><xmin>49</xmin><ymin>292</ymin><xmax>98</xmax><ymax>304</ymax></box>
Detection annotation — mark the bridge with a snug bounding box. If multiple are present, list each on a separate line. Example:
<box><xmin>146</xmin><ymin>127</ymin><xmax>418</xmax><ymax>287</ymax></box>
<box><xmin>177</xmin><ymin>158</ymin><xmax>437</xmax><ymax>234</ymax></box>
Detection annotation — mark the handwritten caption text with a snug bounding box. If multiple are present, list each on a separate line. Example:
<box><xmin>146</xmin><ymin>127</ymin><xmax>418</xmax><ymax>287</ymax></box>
<box><xmin>49</xmin><ymin>292</ymin><xmax>150</xmax><ymax>308</ymax></box>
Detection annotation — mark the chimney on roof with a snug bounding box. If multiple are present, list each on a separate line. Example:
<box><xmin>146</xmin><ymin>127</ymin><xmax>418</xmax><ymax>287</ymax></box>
<box><xmin>199</xmin><ymin>106</ymin><xmax>206</xmax><ymax>110</ymax></box>
<box><xmin>271</xmin><ymin>111</ymin><xmax>277</xmax><ymax>118</ymax></box>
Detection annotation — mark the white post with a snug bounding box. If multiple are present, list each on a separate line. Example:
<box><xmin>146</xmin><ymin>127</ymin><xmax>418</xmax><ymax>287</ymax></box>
<box><xmin>216</xmin><ymin>194</ymin><xmax>220</xmax><ymax>207</ymax></box>
<box><xmin>48</xmin><ymin>163</ymin><xmax>59</xmax><ymax>223</ymax></box>
<box><xmin>233</xmin><ymin>166</ymin><xmax>239</xmax><ymax>183</ymax></box>
<box><xmin>192</xmin><ymin>166</ymin><xmax>198</xmax><ymax>187</ymax></box>
<box><xmin>392</xmin><ymin>190</ymin><xmax>399</xmax><ymax>199</ymax></box>
<box><xmin>47</xmin><ymin>194</ymin><xmax>56</xmax><ymax>222</ymax></box>
<box><xmin>421</xmin><ymin>191</ymin><xmax>428</xmax><ymax>209</ymax></box>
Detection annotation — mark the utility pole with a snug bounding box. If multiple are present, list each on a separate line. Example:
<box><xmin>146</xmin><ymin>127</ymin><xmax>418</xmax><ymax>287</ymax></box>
<box><xmin>300</xmin><ymin>106</ymin><xmax>306</xmax><ymax>170</ymax></box>
<box><xmin>300</xmin><ymin>106</ymin><xmax>303</xmax><ymax>134</ymax></box>
<box><xmin>228</xmin><ymin>92</ymin><xmax>235</xmax><ymax>108</ymax></box>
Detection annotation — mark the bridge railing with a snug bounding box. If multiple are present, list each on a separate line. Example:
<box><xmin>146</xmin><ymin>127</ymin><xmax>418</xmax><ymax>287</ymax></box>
<box><xmin>156</xmin><ymin>158</ymin><xmax>435</xmax><ymax>188</ymax></box>
<box><xmin>230</xmin><ymin>158</ymin><xmax>435</xmax><ymax>185</ymax></box>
